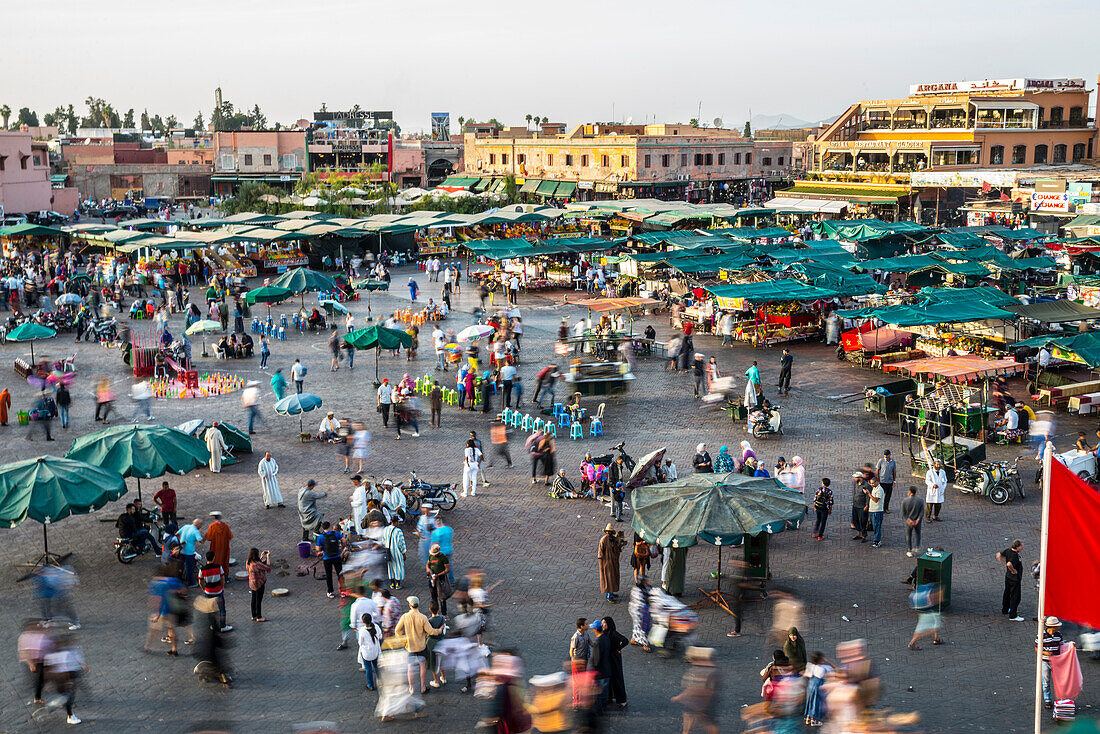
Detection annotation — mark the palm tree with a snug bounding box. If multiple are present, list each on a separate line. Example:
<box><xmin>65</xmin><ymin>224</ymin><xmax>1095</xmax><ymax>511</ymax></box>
<box><xmin>525</xmin><ymin>113</ymin><xmax>532</xmax><ymax>129</ymax></box>
<box><xmin>0</xmin><ymin>105</ymin><xmax>10</xmax><ymax>129</ymax></box>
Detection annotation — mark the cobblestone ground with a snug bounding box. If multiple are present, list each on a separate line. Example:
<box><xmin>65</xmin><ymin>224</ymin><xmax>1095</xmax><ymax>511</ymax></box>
<box><xmin>0</xmin><ymin>267</ymin><xmax>1093</xmax><ymax>733</ymax></box>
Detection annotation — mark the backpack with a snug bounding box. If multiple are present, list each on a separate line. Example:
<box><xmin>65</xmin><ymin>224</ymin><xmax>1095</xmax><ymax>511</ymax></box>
<box><xmin>814</xmin><ymin>489</ymin><xmax>829</xmax><ymax>509</ymax></box>
<box><xmin>322</xmin><ymin>530</ymin><xmax>340</xmax><ymax>557</ymax></box>
<box><xmin>299</xmin><ymin>365</ymin><xmax>308</xmax><ymax>377</ymax></box>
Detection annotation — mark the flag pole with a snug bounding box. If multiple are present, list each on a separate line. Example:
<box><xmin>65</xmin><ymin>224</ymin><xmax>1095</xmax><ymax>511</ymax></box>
<box><xmin>1034</xmin><ymin>441</ymin><xmax>1053</xmax><ymax>734</ymax></box>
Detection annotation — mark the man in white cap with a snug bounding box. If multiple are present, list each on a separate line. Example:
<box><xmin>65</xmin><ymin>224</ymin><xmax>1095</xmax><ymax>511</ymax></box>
<box><xmin>1039</xmin><ymin>616</ymin><xmax>1063</xmax><ymax>708</ymax></box>
<box><xmin>318</xmin><ymin>411</ymin><xmax>338</xmax><ymax>442</ymax></box>
<box><xmin>394</xmin><ymin>595</ymin><xmax>440</xmax><ymax>695</ymax></box>
<box><xmin>204</xmin><ymin>423</ymin><xmax>227</xmax><ymax>473</ymax></box>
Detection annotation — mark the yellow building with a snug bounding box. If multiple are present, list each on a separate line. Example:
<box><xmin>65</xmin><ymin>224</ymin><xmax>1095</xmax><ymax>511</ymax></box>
<box><xmin>463</xmin><ymin>123</ymin><xmax>790</xmax><ymax>202</ymax></box>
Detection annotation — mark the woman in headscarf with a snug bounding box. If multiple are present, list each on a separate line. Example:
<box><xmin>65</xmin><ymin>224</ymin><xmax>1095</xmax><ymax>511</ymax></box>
<box><xmin>713</xmin><ymin>445</ymin><xmax>736</xmax><ymax>473</ymax></box>
<box><xmin>783</xmin><ymin>627</ymin><xmax>807</xmax><ymax>672</ymax></box>
<box><xmin>778</xmin><ymin>456</ymin><xmax>807</xmax><ymax>502</ymax></box>
<box><xmin>740</xmin><ymin>440</ymin><xmax>756</xmax><ymax>465</ymax></box>
<box><xmin>741</xmin><ymin>456</ymin><xmax>758</xmax><ymax>477</ymax></box>
<box><xmin>692</xmin><ymin>443</ymin><xmax>713</xmax><ymax>473</ymax></box>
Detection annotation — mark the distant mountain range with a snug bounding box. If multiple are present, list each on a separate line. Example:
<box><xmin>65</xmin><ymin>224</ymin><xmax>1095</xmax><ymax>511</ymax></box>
<box><xmin>750</xmin><ymin>112</ymin><xmax>839</xmax><ymax>130</ymax></box>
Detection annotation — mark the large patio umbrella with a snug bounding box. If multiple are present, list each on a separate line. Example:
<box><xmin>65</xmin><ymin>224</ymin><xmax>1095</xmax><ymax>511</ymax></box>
<box><xmin>7</xmin><ymin>322</ymin><xmax>57</xmax><ymax>362</ymax></box>
<box><xmin>185</xmin><ymin>319</ymin><xmax>222</xmax><ymax>357</ymax></box>
<box><xmin>65</xmin><ymin>424</ymin><xmax>210</xmax><ymax>502</ymax></box>
<box><xmin>632</xmin><ymin>472</ymin><xmax>806</xmax><ymax>614</ymax></box>
<box><xmin>0</xmin><ymin>455</ymin><xmax>127</xmax><ymax>571</ymax></box>
<box><xmin>344</xmin><ymin>325</ymin><xmax>414</xmax><ymax>382</ymax></box>
<box><xmin>352</xmin><ymin>278</ymin><xmax>389</xmax><ymax>319</ymax></box>
<box><xmin>625</xmin><ymin>447</ymin><xmax>666</xmax><ymax>490</ymax></box>
<box><xmin>244</xmin><ymin>285</ymin><xmax>294</xmax><ymax>319</ymax></box>
<box><xmin>271</xmin><ymin>267</ymin><xmax>338</xmax><ymax>306</ymax></box>
<box><xmin>274</xmin><ymin>392</ymin><xmax>323</xmax><ymax>434</ymax></box>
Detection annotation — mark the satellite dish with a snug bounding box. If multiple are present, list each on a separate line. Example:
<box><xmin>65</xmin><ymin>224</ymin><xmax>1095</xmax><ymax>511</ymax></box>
<box><xmin>713</xmin><ymin>117</ymin><xmax>723</xmax><ymax>128</ymax></box>
<box><xmin>625</xmin><ymin>116</ymin><xmax>633</xmax><ymax>124</ymax></box>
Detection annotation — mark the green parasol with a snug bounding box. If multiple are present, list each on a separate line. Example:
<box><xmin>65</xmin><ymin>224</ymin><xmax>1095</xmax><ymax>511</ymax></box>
<box><xmin>344</xmin><ymin>325</ymin><xmax>414</xmax><ymax>382</ymax></box>
<box><xmin>185</xmin><ymin>319</ymin><xmax>222</xmax><ymax>357</ymax></box>
<box><xmin>631</xmin><ymin>471</ymin><xmax>806</xmax><ymax>615</ymax></box>
<box><xmin>7</xmin><ymin>322</ymin><xmax>57</xmax><ymax>362</ymax></box>
<box><xmin>352</xmin><ymin>278</ymin><xmax>389</xmax><ymax>318</ymax></box>
<box><xmin>0</xmin><ymin>455</ymin><xmax>127</xmax><ymax>570</ymax></box>
<box><xmin>65</xmin><ymin>423</ymin><xmax>210</xmax><ymax>502</ymax></box>
<box><xmin>245</xmin><ymin>284</ymin><xmax>294</xmax><ymax>320</ymax></box>
<box><xmin>270</xmin><ymin>267</ymin><xmax>338</xmax><ymax>307</ymax></box>
<box><xmin>215</xmin><ymin>422</ymin><xmax>253</xmax><ymax>454</ymax></box>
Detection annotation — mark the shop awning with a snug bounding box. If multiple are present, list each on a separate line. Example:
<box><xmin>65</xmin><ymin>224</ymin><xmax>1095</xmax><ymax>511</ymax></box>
<box><xmin>0</xmin><ymin>223</ymin><xmax>65</xmax><ymax>237</ymax></box>
<box><xmin>1004</xmin><ymin>300</ymin><xmax>1100</xmax><ymax>324</ymax></box>
<box><xmin>764</xmin><ymin>197</ymin><xmax>848</xmax><ymax>214</ymax></box>
<box><xmin>1013</xmin><ymin>332</ymin><xmax>1100</xmax><ymax>368</ymax></box>
<box><xmin>535</xmin><ymin>180</ymin><xmax>559</xmax><ymax>196</ymax></box>
<box><xmin>474</xmin><ymin>177</ymin><xmax>492</xmax><ymax>192</ymax></box>
<box><xmin>554</xmin><ymin>181</ymin><xmax>577</xmax><ymax>198</ymax></box>
<box><xmin>520</xmin><ymin>179</ymin><xmax>541</xmax><ymax>194</ymax></box>
<box><xmin>573</xmin><ymin>297</ymin><xmax>661</xmax><ymax>313</ymax></box>
<box><xmin>836</xmin><ymin>300</ymin><xmax>1015</xmax><ymax>326</ymax></box>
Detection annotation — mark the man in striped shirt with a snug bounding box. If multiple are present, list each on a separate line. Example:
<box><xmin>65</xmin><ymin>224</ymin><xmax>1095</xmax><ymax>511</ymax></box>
<box><xmin>199</xmin><ymin>551</ymin><xmax>232</xmax><ymax>632</ymax></box>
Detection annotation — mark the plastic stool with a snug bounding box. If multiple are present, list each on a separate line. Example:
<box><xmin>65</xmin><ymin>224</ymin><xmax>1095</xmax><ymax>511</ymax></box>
<box><xmin>497</xmin><ymin>408</ymin><xmax>511</xmax><ymax>423</ymax></box>
<box><xmin>590</xmin><ymin>418</ymin><xmax>603</xmax><ymax>437</ymax></box>
<box><xmin>552</xmin><ymin>403</ymin><xmax>565</xmax><ymax>417</ymax></box>
<box><xmin>510</xmin><ymin>410</ymin><xmax>522</xmax><ymax>428</ymax></box>
<box><xmin>557</xmin><ymin>412</ymin><xmax>571</xmax><ymax>428</ymax></box>
<box><xmin>546</xmin><ymin>423</ymin><xmax>557</xmax><ymax>438</ymax></box>
<box><xmin>569</xmin><ymin>422</ymin><xmax>583</xmax><ymax>440</ymax></box>
<box><xmin>532</xmin><ymin>418</ymin><xmax>545</xmax><ymax>432</ymax></box>
<box><xmin>276</xmin><ymin>327</ymin><xmax>287</xmax><ymax>340</ymax></box>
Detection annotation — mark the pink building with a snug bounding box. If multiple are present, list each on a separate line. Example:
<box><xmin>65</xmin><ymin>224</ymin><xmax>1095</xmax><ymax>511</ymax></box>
<box><xmin>212</xmin><ymin>131</ymin><xmax>307</xmax><ymax>196</ymax></box>
<box><xmin>0</xmin><ymin>131</ymin><xmax>54</xmax><ymax>215</ymax></box>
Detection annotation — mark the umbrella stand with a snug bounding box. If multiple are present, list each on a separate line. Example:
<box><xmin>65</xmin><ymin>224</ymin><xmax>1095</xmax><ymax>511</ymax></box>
<box><xmin>690</xmin><ymin>543</ymin><xmax>766</xmax><ymax>618</ymax></box>
<box><xmin>375</xmin><ymin>348</ymin><xmax>380</xmax><ymax>385</ymax></box>
<box><xmin>14</xmin><ymin>524</ymin><xmax>72</xmax><ymax>580</ymax></box>
<box><xmin>201</xmin><ymin>335</ymin><xmax>209</xmax><ymax>358</ymax></box>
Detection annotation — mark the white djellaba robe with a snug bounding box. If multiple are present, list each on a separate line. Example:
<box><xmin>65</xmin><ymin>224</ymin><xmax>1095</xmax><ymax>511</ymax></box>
<box><xmin>204</xmin><ymin>427</ymin><xmax>227</xmax><ymax>473</ymax></box>
<box><xmin>257</xmin><ymin>456</ymin><xmax>282</xmax><ymax>506</ymax></box>
<box><xmin>350</xmin><ymin>483</ymin><xmax>368</xmax><ymax>532</ymax></box>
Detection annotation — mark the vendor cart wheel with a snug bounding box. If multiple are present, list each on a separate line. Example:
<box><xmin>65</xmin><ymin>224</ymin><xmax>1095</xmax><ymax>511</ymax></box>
<box><xmin>989</xmin><ymin>484</ymin><xmax>1011</xmax><ymax>505</ymax></box>
<box><xmin>956</xmin><ymin>457</ymin><xmax>971</xmax><ymax>471</ymax></box>
<box><xmin>1035</xmin><ymin>467</ymin><xmax>1043</xmax><ymax>486</ymax></box>
<box><xmin>1079</xmin><ymin>471</ymin><xmax>1092</xmax><ymax>480</ymax></box>
<box><xmin>1026</xmin><ymin>381</ymin><xmax>1038</xmax><ymax>394</ymax></box>
<box><xmin>836</xmin><ymin>346</ymin><xmax>845</xmax><ymax>361</ymax></box>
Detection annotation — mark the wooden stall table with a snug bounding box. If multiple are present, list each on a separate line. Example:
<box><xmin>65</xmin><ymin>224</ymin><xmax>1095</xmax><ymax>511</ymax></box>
<box><xmin>1038</xmin><ymin>379</ymin><xmax>1100</xmax><ymax>408</ymax></box>
<box><xmin>1069</xmin><ymin>392</ymin><xmax>1100</xmax><ymax>415</ymax></box>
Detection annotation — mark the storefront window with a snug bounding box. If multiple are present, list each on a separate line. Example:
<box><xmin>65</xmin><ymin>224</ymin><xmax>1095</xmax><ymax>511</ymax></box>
<box><xmin>931</xmin><ymin>149</ymin><xmax>980</xmax><ymax>166</ymax></box>
<box><xmin>1053</xmin><ymin>144</ymin><xmax>1067</xmax><ymax>163</ymax></box>
<box><xmin>1012</xmin><ymin>145</ymin><xmax>1027</xmax><ymax>164</ymax></box>
<box><xmin>893</xmin><ymin>152</ymin><xmax>927</xmax><ymax>172</ymax></box>
<box><xmin>1034</xmin><ymin>144</ymin><xmax>1048</xmax><ymax>164</ymax></box>
<box><xmin>930</xmin><ymin>108</ymin><xmax>967</xmax><ymax>128</ymax></box>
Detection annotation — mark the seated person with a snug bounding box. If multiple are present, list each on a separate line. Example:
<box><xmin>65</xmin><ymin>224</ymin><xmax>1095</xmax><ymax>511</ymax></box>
<box><xmin>226</xmin><ymin>333</ymin><xmax>240</xmax><ymax>358</ymax></box>
<box><xmin>381</xmin><ymin>481</ymin><xmax>406</xmax><ymax>523</ymax></box>
<box><xmin>993</xmin><ymin>404</ymin><xmax>1023</xmax><ymax>442</ymax></box>
<box><xmin>318</xmin><ymin>411</ymin><xmax>339</xmax><ymax>441</ymax></box>
<box><xmin>550</xmin><ymin>469</ymin><xmax>579</xmax><ymax>499</ymax></box>
<box><xmin>154</xmin><ymin>350</ymin><xmax>168</xmax><ymax>378</ymax></box>
<box><xmin>215</xmin><ymin>335</ymin><xmax>230</xmax><ymax>359</ymax></box>
<box><xmin>238</xmin><ymin>332</ymin><xmax>254</xmax><ymax>357</ymax></box>
<box><xmin>1075</xmin><ymin>431</ymin><xmax>1094</xmax><ymax>453</ymax></box>
<box><xmin>129</xmin><ymin>300</ymin><xmax>144</xmax><ymax>319</ymax></box>
<box><xmin>115</xmin><ymin>502</ymin><xmax>161</xmax><ymax>554</ymax></box>
<box><xmin>307</xmin><ymin>307</ymin><xmax>325</xmax><ymax>330</ymax></box>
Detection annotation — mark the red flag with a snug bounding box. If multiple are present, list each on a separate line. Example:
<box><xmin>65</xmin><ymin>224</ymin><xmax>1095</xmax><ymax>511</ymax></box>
<box><xmin>1000</xmin><ymin>192</ymin><xmax>1010</xmax><ymax>202</ymax></box>
<box><xmin>982</xmin><ymin>180</ymin><xmax>992</xmax><ymax>193</ymax></box>
<box><xmin>1044</xmin><ymin>459</ymin><xmax>1100</xmax><ymax>628</ymax></box>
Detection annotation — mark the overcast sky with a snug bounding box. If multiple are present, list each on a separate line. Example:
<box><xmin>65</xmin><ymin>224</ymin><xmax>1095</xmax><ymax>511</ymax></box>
<box><xmin>7</xmin><ymin>0</ymin><xmax>1099</xmax><ymax>133</ymax></box>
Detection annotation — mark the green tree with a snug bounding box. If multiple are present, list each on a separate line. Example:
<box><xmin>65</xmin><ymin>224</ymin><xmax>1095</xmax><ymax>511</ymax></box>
<box><xmin>0</xmin><ymin>105</ymin><xmax>10</xmax><ymax>129</ymax></box>
<box><xmin>123</xmin><ymin>108</ymin><xmax>135</xmax><ymax>128</ymax></box>
<box><xmin>64</xmin><ymin>105</ymin><xmax>77</xmax><ymax>134</ymax></box>
<box><xmin>525</xmin><ymin>114</ymin><xmax>532</xmax><ymax>129</ymax></box>
<box><xmin>140</xmin><ymin>109</ymin><xmax>150</xmax><ymax>130</ymax></box>
<box><xmin>44</xmin><ymin>106</ymin><xmax>66</xmax><ymax>127</ymax></box>
<box><xmin>503</xmin><ymin>174</ymin><xmax>518</xmax><ymax>204</ymax></box>
<box><xmin>15</xmin><ymin>107</ymin><xmax>39</xmax><ymax>128</ymax></box>
<box><xmin>193</xmin><ymin>110</ymin><xmax>204</xmax><ymax>130</ymax></box>
<box><xmin>150</xmin><ymin>115</ymin><xmax>164</xmax><ymax>134</ymax></box>
<box><xmin>165</xmin><ymin>114</ymin><xmax>178</xmax><ymax>130</ymax></box>
<box><xmin>743</xmin><ymin>120</ymin><xmax>752</xmax><ymax>138</ymax></box>
<box><xmin>247</xmin><ymin>104</ymin><xmax>267</xmax><ymax>129</ymax></box>
<box><xmin>218</xmin><ymin>181</ymin><xmax>281</xmax><ymax>215</ymax></box>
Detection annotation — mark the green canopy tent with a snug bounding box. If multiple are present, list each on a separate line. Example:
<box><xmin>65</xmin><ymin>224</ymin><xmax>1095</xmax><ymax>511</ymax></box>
<box><xmin>344</xmin><ymin>325</ymin><xmax>414</xmax><ymax>383</ymax></box>
<box><xmin>6</xmin><ymin>322</ymin><xmax>57</xmax><ymax>362</ymax></box>
<box><xmin>65</xmin><ymin>424</ymin><xmax>210</xmax><ymax>502</ymax></box>
<box><xmin>0</xmin><ymin>455</ymin><xmax>126</xmax><ymax>572</ymax></box>
<box><xmin>631</xmin><ymin>472</ymin><xmax>807</xmax><ymax>614</ymax></box>
<box><xmin>351</xmin><ymin>278</ymin><xmax>389</xmax><ymax>319</ymax></box>
<box><xmin>0</xmin><ymin>222</ymin><xmax>66</xmax><ymax>238</ymax></box>
<box><xmin>1013</xmin><ymin>332</ymin><xmax>1100</xmax><ymax>369</ymax></box>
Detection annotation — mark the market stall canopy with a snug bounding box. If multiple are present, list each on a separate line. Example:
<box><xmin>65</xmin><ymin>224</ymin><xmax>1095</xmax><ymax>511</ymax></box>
<box><xmin>836</xmin><ymin>300</ymin><xmax>1015</xmax><ymax>326</ymax></box>
<box><xmin>631</xmin><ymin>472</ymin><xmax>806</xmax><ymax>548</ymax></box>
<box><xmin>883</xmin><ymin>354</ymin><xmax>1027</xmax><ymax>383</ymax></box>
<box><xmin>0</xmin><ymin>223</ymin><xmax>66</xmax><ymax>237</ymax></box>
<box><xmin>343</xmin><ymin>325</ymin><xmax>414</xmax><ymax>351</ymax></box>
<box><xmin>1013</xmin><ymin>332</ymin><xmax>1100</xmax><ymax>368</ymax></box>
<box><xmin>244</xmin><ymin>285</ymin><xmax>294</xmax><ymax>306</ymax></box>
<box><xmin>915</xmin><ymin>286</ymin><xmax>1020</xmax><ymax>308</ymax></box>
<box><xmin>1004</xmin><ymin>300</ymin><xmax>1100</xmax><ymax>324</ymax></box>
<box><xmin>764</xmin><ymin>197</ymin><xmax>848</xmax><ymax>214</ymax></box>
<box><xmin>784</xmin><ymin>262</ymin><xmax>887</xmax><ymax>297</ymax></box>
<box><xmin>858</xmin><ymin>327</ymin><xmax>913</xmax><ymax>351</ymax></box>
<box><xmin>705</xmin><ymin>280</ymin><xmax>837</xmax><ymax>303</ymax></box>
<box><xmin>573</xmin><ymin>297</ymin><xmax>661</xmax><ymax>313</ymax></box>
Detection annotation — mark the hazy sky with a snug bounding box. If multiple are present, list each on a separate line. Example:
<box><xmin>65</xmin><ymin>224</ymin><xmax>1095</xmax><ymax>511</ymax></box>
<box><xmin>7</xmin><ymin>0</ymin><xmax>1099</xmax><ymax>133</ymax></box>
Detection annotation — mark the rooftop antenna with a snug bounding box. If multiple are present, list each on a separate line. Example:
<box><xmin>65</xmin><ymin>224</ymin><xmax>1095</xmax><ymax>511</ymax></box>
<box><xmin>697</xmin><ymin>101</ymin><xmax>702</xmax><ymax>125</ymax></box>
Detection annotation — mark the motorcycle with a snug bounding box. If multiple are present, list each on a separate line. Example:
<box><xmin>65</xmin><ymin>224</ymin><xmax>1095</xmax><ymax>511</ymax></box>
<box><xmin>954</xmin><ymin>455</ymin><xmax>1026</xmax><ymax>505</ymax></box>
<box><xmin>115</xmin><ymin>534</ymin><xmax>158</xmax><ymax>563</ymax></box>
<box><xmin>399</xmin><ymin>471</ymin><xmax>458</xmax><ymax>513</ymax></box>
<box><xmin>591</xmin><ymin>441</ymin><xmax>637</xmax><ymax>471</ymax></box>
<box><xmin>749</xmin><ymin>404</ymin><xmax>783</xmax><ymax>439</ymax></box>
<box><xmin>89</xmin><ymin>317</ymin><xmax>118</xmax><ymax>344</ymax></box>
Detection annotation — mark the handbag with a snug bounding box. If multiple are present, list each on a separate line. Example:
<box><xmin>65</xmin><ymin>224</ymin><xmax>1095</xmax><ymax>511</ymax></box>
<box><xmin>435</xmin><ymin>573</ymin><xmax>454</xmax><ymax>600</ymax></box>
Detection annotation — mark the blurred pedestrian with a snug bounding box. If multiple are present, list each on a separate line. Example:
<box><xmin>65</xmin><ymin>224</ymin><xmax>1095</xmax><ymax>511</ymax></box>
<box><xmin>672</xmin><ymin>646</ymin><xmax>721</xmax><ymax>734</ymax></box>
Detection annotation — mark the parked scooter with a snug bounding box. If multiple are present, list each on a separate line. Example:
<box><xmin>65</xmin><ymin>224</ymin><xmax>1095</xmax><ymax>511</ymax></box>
<box><xmin>591</xmin><ymin>441</ymin><xmax>637</xmax><ymax>471</ymax></box>
<box><xmin>954</xmin><ymin>455</ymin><xmax>1026</xmax><ymax>505</ymax></box>
<box><xmin>749</xmin><ymin>403</ymin><xmax>783</xmax><ymax>439</ymax></box>
<box><xmin>399</xmin><ymin>471</ymin><xmax>458</xmax><ymax>513</ymax></box>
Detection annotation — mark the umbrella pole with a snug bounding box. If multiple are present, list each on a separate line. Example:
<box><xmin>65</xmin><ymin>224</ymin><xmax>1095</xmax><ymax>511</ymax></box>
<box><xmin>375</xmin><ymin>348</ymin><xmax>380</xmax><ymax>384</ymax></box>
<box><xmin>30</xmin><ymin>342</ymin><xmax>35</xmax><ymax>363</ymax></box>
<box><xmin>136</xmin><ymin>477</ymin><xmax>142</xmax><ymax>503</ymax></box>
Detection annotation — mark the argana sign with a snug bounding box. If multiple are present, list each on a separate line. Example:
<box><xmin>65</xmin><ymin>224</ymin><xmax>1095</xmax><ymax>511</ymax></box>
<box><xmin>908</xmin><ymin>78</ymin><xmax>1085</xmax><ymax>96</ymax></box>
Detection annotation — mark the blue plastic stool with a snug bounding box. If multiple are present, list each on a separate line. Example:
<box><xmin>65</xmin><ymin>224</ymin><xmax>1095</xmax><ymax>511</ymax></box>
<box><xmin>557</xmin><ymin>412</ymin><xmax>571</xmax><ymax>428</ymax></box>
<box><xmin>532</xmin><ymin>418</ymin><xmax>544</xmax><ymax>432</ymax></box>
<box><xmin>276</xmin><ymin>326</ymin><xmax>287</xmax><ymax>341</ymax></box>
<box><xmin>510</xmin><ymin>410</ymin><xmax>522</xmax><ymax>428</ymax></box>
<box><xmin>552</xmin><ymin>403</ymin><xmax>565</xmax><ymax>417</ymax></box>
<box><xmin>521</xmin><ymin>414</ymin><xmax>534</xmax><ymax>431</ymax></box>
<box><xmin>546</xmin><ymin>423</ymin><xmax>557</xmax><ymax>438</ymax></box>
<box><xmin>498</xmin><ymin>408</ymin><xmax>512</xmax><ymax>423</ymax></box>
<box><xmin>590</xmin><ymin>418</ymin><xmax>603</xmax><ymax>437</ymax></box>
<box><xmin>569</xmin><ymin>422</ymin><xmax>583</xmax><ymax>440</ymax></box>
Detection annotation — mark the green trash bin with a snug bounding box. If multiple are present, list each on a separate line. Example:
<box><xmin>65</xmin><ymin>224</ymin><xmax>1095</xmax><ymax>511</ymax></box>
<box><xmin>915</xmin><ymin>550</ymin><xmax>952</xmax><ymax>610</ymax></box>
